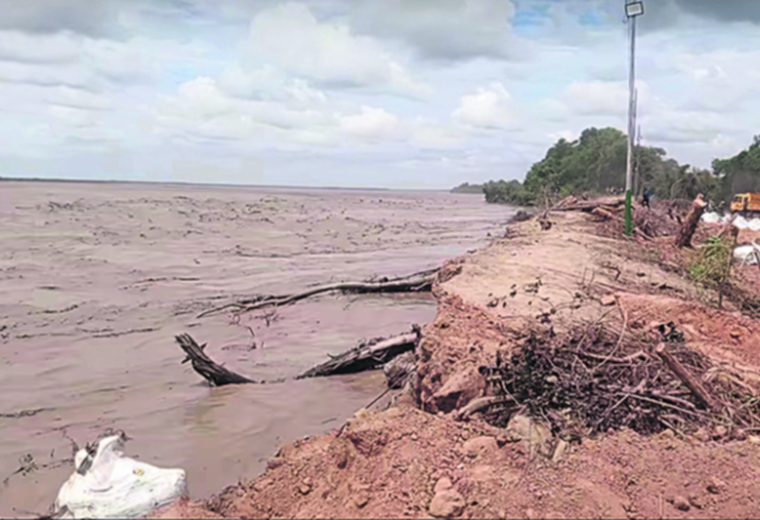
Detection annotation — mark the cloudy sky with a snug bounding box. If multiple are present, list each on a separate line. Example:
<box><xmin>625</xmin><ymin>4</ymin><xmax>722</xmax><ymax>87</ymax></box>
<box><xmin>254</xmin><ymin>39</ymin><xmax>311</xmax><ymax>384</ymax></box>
<box><xmin>0</xmin><ymin>0</ymin><xmax>758</xmax><ymax>189</ymax></box>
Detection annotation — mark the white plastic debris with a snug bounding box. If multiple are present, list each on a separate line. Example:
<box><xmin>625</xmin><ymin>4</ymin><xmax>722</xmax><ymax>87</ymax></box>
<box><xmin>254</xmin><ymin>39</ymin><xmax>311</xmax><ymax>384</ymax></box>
<box><xmin>54</xmin><ymin>433</ymin><xmax>186</xmax><ymax>519</ymax></box>
<box><xmin>734</xmin><ymin>242</ymin><xmax>760</xmax><ymax>266</ymax></box>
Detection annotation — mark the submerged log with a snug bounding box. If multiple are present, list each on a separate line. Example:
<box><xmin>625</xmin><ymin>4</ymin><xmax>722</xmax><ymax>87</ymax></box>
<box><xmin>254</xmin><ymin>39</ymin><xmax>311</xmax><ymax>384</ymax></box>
<box><xmin>674</xmin><ymin>194</ymin><xmax>707</xmax><ymax>248</ymax></box>
<box><xmin>297</xmin><ymin>328</ymin><xmax>421</xmax><ymax>379</ymax></box>
<box><xmin>197</xmin><ymin>268</ymin><xmax>439</xmax><ymax>318</ymax></box>
<box><xmin>176</xmin><ymin>333</ymin><xmax>256</xmax><ymax>386</ymax></box>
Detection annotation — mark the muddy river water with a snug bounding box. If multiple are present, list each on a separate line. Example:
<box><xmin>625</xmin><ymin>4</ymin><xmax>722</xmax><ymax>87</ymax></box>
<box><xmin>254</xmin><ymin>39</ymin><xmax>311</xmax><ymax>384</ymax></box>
<box><xmin>0</xmin><ymin>181</ymin><xmax>513</xmax><ymax>516</ymax></box>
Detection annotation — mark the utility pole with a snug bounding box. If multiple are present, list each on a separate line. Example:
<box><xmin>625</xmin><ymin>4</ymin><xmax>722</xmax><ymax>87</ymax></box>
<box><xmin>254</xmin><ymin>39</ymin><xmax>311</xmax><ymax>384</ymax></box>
<box><xmin>624</xmin><ymin>0</ymin><xmax>644</xmax><ymax>236</ymax></box>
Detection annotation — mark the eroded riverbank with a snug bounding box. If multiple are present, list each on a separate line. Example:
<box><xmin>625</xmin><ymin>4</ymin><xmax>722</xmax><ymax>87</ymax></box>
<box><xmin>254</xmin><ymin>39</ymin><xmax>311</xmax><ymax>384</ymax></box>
<box><xmin>159</xmin><ymin>209</ymin><xmax>760</xmax><ymax>519</ymax></box>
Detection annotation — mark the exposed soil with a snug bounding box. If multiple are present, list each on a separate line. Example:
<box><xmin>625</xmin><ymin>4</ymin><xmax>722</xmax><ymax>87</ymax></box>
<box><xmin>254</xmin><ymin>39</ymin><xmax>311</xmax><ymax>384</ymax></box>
<box><xmin>154</xmin><ymin>208</ymin><xmax>760</xmax><ymax>519</ymax></box>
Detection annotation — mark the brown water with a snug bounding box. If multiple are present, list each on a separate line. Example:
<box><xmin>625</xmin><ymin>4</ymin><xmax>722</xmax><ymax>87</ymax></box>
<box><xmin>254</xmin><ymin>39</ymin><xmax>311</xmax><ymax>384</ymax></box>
<box><xmin>0</xmin><ymin>181</ymin><xmax>513</xmax><ymax>517</ymax></box>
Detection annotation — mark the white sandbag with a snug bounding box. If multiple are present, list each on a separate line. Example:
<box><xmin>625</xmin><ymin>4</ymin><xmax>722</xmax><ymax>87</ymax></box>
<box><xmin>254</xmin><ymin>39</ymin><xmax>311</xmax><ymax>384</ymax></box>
<box><xmin>732</xmin><ymin>215</ymin><xmax>750</xmax><ymax>230</ymax></box>
<box><xmin>54</xmin><ymin>433</ymin><xmax>186</xmax><ymax>519</ymax></box>
<box><xmin>734</xmin><ymin>242</ymin><xmax>760</xmax><ymax>266</ymax></box>
<box><xmin>701</xmin><ymin>212</ymin><xmax>726</xmax><ymax>224</ymax></box>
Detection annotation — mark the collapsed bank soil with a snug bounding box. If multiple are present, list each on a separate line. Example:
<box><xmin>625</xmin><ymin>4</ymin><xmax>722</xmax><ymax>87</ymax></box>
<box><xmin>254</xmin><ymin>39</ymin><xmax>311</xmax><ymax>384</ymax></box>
<box><xmin>160</xmin><ymin>207</ymin><xmax>760</xmax><ymax>519</ymax></box>
<box><xmin>0</xmin><ymin>181</ymin><xmax>510</xmax><ymax>517</ymax></box>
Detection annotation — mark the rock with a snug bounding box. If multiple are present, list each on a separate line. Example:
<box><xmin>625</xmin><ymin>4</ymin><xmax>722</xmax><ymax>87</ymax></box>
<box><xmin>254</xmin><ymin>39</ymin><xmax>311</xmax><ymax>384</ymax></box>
<box><xmin>299</xmin><ymin>478</ymin><xmax>312</xmax><ymax>495</ymax></box>
<box><xmin>506</xmin><ymin>414</ymin><xmax>553</xmax><ymax>458</ymax></box>
<box><xmin>432</xmin><ymin>367</ymin><xmax>486</xmax><ymax>414</ymax></box>
<box><xmin>601</xmin><ymin>295</ymin><xmax>616</xmax><ymax>306</ymax></box>
<box><xmin>713</xmin><ymin>425</ymin><xmax>727</xmax><ymax>439</ymax></box>
<box><xmin>434</xmin><ymin>477</ymin><xmax>454</xmax><ymax>494</ymax></box>
<box><xmin>707</xmin><ymin>476</ymin><xmax>726</xmax><ymax>495</ymax></box>
<box><xmin>411</xmin><ymin>433</ymin><xmax>419</xmax><ymax>441</ymax></box>
<box><xmin>462</xmin><ymin>437</ymin><xmax>498</xmax><ymax>459</ymax></box>
<box><xmin>353</xmin><ymin>490</ymin><xmax>370</xmax><ymax>508</ymax></box>
<box><xmin>267</xmin><ymin>457</ymin><xmax>285</xmax><ymax>469</ymax></box>
<box><xmin>688</xmin><ymin>494</ymin><xmax>705</xmax><ymax>509</ymax></box>
<box><xmin>695</xmin><ymin>428</ymin><xmax>711</xmax><ymax>442</ymax></box>
<box><xmin>552</xmin><ymin>439</ymin><xmax>568</xmax><ymax>463</ymax></box>
<box><xmin>384</xmin><ymin>351</ymin><xmax>416</xmax><ymax>389</ymax></box>
<box><xmin>672</xmin><ymin>495</ymin><xmax>690</xmax><ymax>512</ymax></box>
<box><xmin>429</xmin><ymin>480</ymin><xmax>466</xmax><ymax>519</ymax></box>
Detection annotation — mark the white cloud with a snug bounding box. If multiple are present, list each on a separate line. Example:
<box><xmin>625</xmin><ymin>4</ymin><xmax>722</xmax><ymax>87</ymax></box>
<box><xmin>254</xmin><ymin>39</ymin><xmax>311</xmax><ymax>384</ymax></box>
<box><xmin>348</xmin><ymin>0</ymin><xmax>521</xmax><ymax>61</ymax></box>
<box><xmin>245</xmin><ymin>2</ymin><xmax>430</xmax><ymax>98</ymax></box>
<box><xmin>453</xmin><ymin>83</ymin><xmax>517</xmax><ymax>130</ymax></box>
<box><xmin>338</xmin><ymin>105</ymin><xmax>399</xmax><ymax>141</ymax></box>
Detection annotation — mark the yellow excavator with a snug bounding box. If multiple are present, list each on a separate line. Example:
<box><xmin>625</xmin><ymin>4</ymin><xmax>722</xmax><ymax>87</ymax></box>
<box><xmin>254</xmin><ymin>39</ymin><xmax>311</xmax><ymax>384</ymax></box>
<box><xmin>730</xmin><ymin>193</ymin><xmax>760</xmax><ymax>216</ymax></box>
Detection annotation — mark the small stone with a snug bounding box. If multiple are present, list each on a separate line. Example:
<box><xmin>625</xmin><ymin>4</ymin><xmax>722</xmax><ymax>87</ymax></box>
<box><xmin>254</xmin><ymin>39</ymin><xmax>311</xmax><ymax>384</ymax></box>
<box><xmin>713</xmin><ymin>425</ymin><xmax>727</xmax><ymax>439</ymax></box>
<box><xmin>544</xmin><ymin>375</ymin><xmax>558</xmax><ymax>384</ymax></box>
<box><xmin>707</xmin><ymin>477</ymin><xmax>726</xmax><ymax>495</ymax></box>
<box><xmin>601</xmin><ymin>295</ymin><xmax>616</xmax><ymax>306</ymax></box>
<box><xmin>299</xmin><ymin>485</ymin><xmax>311</xmax><ymax>495</ymax></box>
<box><xmin>267</xmin><ymin>457</ymin><xmax>285</xmax><ymax>469</ymax></box>
<box><xmin>411</xmin><ymin>433</ymin><xmax>419</xmax><ymax>441</ymax></box>
<box><xmin>730</xmin><ymin>329</ymin><xmax>742</xmax><ymax>339</ymax></box>
<box><xmin>429</xmin><ymin>488</ymin><xmax>466</xmax><ymax>518</ymax></box>
<box><xmin>688</xmin><ymin>494</ymin><xmax>705</xmax><ymax>509</ymax></box>
<box><xmin>353</xmin><ymin>492</ymin><xmax>370</xmax><ymax>509</ymax></box>
<box><xmin>552</xmin><ymin>439</ymin><xmax>568</xmax><ymax>463</ymax></box>
<box><xmin>695</xmin><ymin>428</ymin><xmax>711</xmax><ymax>442</ymax></box>
<box><xmin>435</xmin><ymin>477</ymin><xmax>454</xmax><ymax>494</ymax></box>
<box><xmin>672</xmin><ymin>495</ymin><xmax>690</xmax><ymax>511</ymax></box>
<box><xmin>463</xmin><ymin>436</ymin><xmax>498</xmax><ymax>459</ymax></box>
<box><xmin>525</xmin><ymin>508</ymin><xmax>536</xmax><ymax>519</ymax></box>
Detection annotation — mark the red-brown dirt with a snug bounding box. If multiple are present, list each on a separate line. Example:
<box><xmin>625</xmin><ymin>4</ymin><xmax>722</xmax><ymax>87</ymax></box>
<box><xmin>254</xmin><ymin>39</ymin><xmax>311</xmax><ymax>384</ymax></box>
<box><xmin>152</xmin><ymin>208</ymin><xmax>760</xmax><ymax>520</ymax></box>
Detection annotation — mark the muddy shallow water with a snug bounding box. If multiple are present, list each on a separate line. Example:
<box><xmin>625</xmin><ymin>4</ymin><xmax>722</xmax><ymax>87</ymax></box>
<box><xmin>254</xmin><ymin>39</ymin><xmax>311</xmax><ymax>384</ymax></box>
<box><xmin>0</xmin><ymin>181</ymin><xmax>513</xmax><ymax>517</ymax></box>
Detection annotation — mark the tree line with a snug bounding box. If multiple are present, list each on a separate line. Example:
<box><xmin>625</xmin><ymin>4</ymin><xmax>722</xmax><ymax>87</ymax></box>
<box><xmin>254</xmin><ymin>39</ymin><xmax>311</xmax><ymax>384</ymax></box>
<box><xmin>479</xmin><ymin>127</ymin><xmax>760</xmax><ymax>208</ymax></box>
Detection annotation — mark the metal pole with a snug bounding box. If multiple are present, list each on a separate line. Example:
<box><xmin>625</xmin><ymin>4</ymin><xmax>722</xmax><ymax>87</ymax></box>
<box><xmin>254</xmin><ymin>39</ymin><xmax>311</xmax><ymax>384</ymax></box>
<box><xmin>624</xmin><ymin>9</ymin><xmax>637</xmax><ymax>236</ymax></box>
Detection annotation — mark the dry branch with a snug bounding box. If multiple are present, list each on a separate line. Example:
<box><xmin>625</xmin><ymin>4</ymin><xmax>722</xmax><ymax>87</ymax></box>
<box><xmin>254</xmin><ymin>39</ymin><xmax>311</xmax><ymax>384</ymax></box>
<box><xmin>655</xmin><ymin>343</ymin><xmax>718</xmax><ymax>411</ymax></box>
<box><xmin>455</xmin><ymin>395</ymin><xmax>514</xmax><ymax>421</ymax></box>
<box><xmin>297</xmin><ymin>329</ymin><xmax>420</xmax><ymax>379</ymax></box>
<box><xmin>176</xmin><ymin>333</ymin><xmax>256</xmax><ymax>386</ymax></box>
<box><xmin>197</xmin><ymin>268</ymin><xmax>439</xmax><ymax>318</ymax></box>
<box><xmin>675</xmin><ymin>194</ymin><xmax>707</xmax><ymax>248</ymax></box>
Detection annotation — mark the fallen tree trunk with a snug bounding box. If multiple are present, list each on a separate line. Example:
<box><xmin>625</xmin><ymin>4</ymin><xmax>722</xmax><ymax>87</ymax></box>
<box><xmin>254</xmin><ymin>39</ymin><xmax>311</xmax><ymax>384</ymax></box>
<box><xmin>197</xmin><ymin>268</ymin><xmax>439</xmax><ymax>318</ymax></box>
<box><xmin>674</xmin><ymin>194</ymin><xmax>707</xmax><ymax>248</ymax></box>
<box><xmin>176</xmin><ymin>333</ymin><xmax>256</xmax><ymax>386</ymax></box>
<box><xmin>655</xmin><ymin>343</ymin><xmax>718</xmax><ymax>411</ymax></box>
<box><xmin>297</xmin><ymin>329</ymin><xmax>421</xmax><ymax>379</ymax></box>
<box><xmin>551</xmin><ymin>197</ymin><xmax>625</xmax><ymax>213</ymax></box>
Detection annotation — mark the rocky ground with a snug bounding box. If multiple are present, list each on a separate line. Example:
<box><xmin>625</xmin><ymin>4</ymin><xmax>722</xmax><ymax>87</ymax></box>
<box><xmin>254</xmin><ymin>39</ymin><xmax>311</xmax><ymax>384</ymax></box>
<box><xmin>154</xmin><ymin>209</ymin><xmax>760</xmax><ymax>519</ymax></box>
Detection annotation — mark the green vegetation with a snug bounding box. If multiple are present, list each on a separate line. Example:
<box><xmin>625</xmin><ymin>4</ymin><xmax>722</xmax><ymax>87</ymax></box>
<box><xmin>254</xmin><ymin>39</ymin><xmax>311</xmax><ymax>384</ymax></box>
<box><xmin>450</xmin><ymin>182</ymin><xmax>484</xmax><ymax>194</ymax></box>
<box><xmin>712</xmin><ymin>135</ymin><xmax>760</xmax><ymax>204</ymax></box>
<box><xmin>482</xmin><ymin>127</ymin><xmax>760</xmax><ymax>208</ymax></box>
<box><xmin>688</xmin><ymin>235</ymin><xmax>732</xmax><ymax>288</ymax></box>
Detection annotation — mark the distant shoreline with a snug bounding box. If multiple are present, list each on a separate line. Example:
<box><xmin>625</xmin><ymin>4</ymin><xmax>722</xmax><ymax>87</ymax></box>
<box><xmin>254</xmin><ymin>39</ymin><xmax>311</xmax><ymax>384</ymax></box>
<box><xmin>0</xmin><ymin>176</ymin><xmax>449</xmax><ymax>193</ymax></box>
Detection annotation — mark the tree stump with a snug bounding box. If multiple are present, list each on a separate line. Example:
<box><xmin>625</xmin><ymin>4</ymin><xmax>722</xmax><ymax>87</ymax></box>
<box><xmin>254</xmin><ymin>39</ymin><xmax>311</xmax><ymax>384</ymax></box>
<box><xmin>675</xmin><ymin>194</ymin><xmax>707</xmax><ymax>248</ymax></box>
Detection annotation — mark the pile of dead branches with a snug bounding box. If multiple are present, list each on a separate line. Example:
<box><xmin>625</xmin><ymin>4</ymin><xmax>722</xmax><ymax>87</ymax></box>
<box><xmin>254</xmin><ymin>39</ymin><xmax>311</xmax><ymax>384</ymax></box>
<box><xmin>478</xmin><ymin>323</ymin><xmax>760</xmax><ymax>439</ymax></box>
<box><xmin>595</xmin><ymin>205</ymin><xmax>681</xmax><ymax>241</ymax></box>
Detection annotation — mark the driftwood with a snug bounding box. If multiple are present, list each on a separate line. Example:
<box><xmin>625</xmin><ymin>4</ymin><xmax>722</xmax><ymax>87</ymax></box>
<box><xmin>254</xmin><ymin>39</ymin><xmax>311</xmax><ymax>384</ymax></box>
<box><xmin>655</xmin><ymin>343</ymin><xmax>718</xmax><ymax>411</ymax></box>
<box><xmin>551</xmin><ymin>197</ymin><xmax>625</xmax><ymax>213</ymax></box>
<box><xmin>176</xmin><ymin>333</ymin><xmax>256</xmax><ymax>386</ymax></box>
<box><xmin>176</xmin><ymin>329</ymin><xmax>420</xmax><ymax>385</ymax></box>
<box><xmin>675</xmin><ymin>194</ymin><xmax>707</xmax><ymax>248</ymax></box>
<box><xmin>297</xmin><ymin>328</ymin><xmax>421</xmax><ymax>379</ymax></box>
<box><xmin>197</xmin><ymin>268</ymin><xmax>439</xmax><ymax>318</ymax></box>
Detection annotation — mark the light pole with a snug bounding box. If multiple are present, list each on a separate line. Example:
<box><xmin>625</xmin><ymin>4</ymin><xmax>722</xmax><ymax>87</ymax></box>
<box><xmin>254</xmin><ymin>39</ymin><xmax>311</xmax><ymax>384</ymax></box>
<box><xmin>624</xmin><ymin>0</ymin><xmax>644</xmax><ymax>236</ymax></box>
